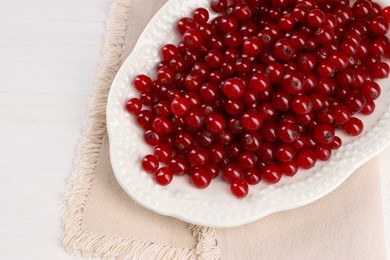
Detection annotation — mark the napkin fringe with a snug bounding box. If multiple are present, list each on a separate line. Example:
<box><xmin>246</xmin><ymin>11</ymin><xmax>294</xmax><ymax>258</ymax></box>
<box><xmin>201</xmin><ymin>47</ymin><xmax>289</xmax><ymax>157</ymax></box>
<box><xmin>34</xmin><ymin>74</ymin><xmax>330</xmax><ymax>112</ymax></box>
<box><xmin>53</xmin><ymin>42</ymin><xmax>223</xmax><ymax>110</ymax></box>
<box><xmin>190</xmin><ymin>225</ymin><xmax>222</xmax><ymax>260</ymax></box>
<box><xmin>61</xmin><ymin>0</ymin><xmax>222</xmax><ymax>258</ymax></box>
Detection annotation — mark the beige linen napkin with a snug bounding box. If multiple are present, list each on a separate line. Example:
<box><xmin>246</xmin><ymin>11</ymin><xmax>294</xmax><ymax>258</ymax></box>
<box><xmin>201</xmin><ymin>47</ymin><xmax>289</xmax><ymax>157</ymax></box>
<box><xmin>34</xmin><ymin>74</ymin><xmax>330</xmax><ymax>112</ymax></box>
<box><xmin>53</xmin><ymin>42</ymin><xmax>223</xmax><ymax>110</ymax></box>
<box><xmin>62</xmin><ymin>0</ymin><xmax>387</xmax><ymax>259</ymax></box>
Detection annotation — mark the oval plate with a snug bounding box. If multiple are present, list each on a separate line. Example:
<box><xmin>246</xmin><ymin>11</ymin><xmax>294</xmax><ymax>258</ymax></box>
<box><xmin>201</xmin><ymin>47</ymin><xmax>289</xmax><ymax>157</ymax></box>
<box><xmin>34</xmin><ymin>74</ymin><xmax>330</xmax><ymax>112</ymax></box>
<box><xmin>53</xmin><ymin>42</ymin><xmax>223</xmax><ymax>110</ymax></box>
<box><xmin>107</xmin><ymin>0</ymin><xmax>390</xmax><ymax>227</ymax></box>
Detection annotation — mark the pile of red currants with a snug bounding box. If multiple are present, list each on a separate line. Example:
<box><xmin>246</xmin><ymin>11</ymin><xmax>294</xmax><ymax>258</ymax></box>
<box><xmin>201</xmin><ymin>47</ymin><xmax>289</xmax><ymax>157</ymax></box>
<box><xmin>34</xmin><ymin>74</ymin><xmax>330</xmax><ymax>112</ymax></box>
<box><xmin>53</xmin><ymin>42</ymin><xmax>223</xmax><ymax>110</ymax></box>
<box><xmin>125</xmin><ymin>0</ymin><xmax>390</xmax><ymax>198</ymax></box>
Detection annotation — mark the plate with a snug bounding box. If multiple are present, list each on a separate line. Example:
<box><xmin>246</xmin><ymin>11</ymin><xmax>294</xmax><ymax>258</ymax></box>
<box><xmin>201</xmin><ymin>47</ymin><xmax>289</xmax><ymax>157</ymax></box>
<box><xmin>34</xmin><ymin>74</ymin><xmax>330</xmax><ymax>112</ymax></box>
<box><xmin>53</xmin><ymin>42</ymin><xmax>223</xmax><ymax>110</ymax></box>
<box><xmin>107</xmin><ymin>0</ymin><xmax>390</xmax><ymax>227</ymax></box>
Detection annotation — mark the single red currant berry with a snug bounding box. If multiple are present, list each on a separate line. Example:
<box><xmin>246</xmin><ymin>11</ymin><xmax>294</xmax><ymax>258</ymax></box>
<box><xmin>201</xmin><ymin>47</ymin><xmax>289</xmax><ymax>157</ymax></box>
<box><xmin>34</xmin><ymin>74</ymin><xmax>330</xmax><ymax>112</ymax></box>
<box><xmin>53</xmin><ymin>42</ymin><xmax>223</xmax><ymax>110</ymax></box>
<box><xmin>183</xmin><ymin>29</ymin><xmax>203</xmax><ymax>49</ymax></box>
<box><xmin>205</xmin><ymin>163</ymin><xmax>220</xmax><ymax>179</ymax></box>
<box><xmin>177</xmin><ymin>17</ymin><xmax>197</xmax><ymax>35</ymax></box>
<box><xmin>343</xmin><ymin>117</ymin><xmax>364</xmax><ymax>136</ymax></box>
<box><xmin>230</xmin><ymin>179</ymin><xmax>249</xmax><ymax>198</ymax></box>
<box><xmin>193</xmin><ymin>8</ymin><xmax>209</xmax><ymax>24</ymax></box>
<box><xmin>382</xmin><ymin>7</ymin><xmax>390</xmax><ymax>23</ymax></box>
<box><xmin>171</xmin><ymin>98</ymin><xmax>190</xmax><ymax>118</ymax></box>
<box><xmin>174</xmin><ymin>131</ymin><xmax>193</xmax><ymax>150</ymax></box>
<box><xmin>222</xmin><ymin>78</ymin><xmax>246</xmax><ymax>99</ymax></box>
<box><xmin>125</xmin><ymin>98</ymin><xmax>142</xmax><ymax>115</ymax></box>
<box><xmin>211</xmin><ymin>0</ymin><xmax>228</xmax><ymax>13</ymax></box>
<box><xmin>280</xmin><ymin>161</ymin><xmax>298</xmax><ymax>176</ymax></box>
<box><xmin>275</xmin><ymin>144</ymin><xmax>296</xmax><ymax>162</ymax></box>
<box><xmin>185</xmin><ymin>108</ymin><xmax>206</xmax><ymax>128</ymax></box>
<box><xmin>142</xmin><ymin>154</ymin><xmax>159</xmax><ymax>173</ymax></box>
<box><xmin>317</xmin><ymin>61</ymin><xmax>336</xmax><ymax>78</ymax></box>
<box><xmin>263</xmin><ymin>164</ymin><xmax>282</xmax><ymax>183</ymax></box>
<box><xmin>155</xmin><ymin>167</ymin><xmax>173</xmax><ymax>186</ymax></box>
<box><xmin>157</xmin><ymin>67</ymin><xmax>175</xmax><ymax>85</ymax></box>
<box><xmin>249</xmin><ymin>73</ymin><xmax>270</xmax><ymax>92</ymax></box>
<box><xmin>243</xmin><ymin>37</ymin><xmax>262</xmax><ymax>56</ymax></box>
<box><xmin>209</xmin><ymin>144</ymin><xmax>226</xmax><ymax>163</ymax></box>
<box><xmin>372</xmin><ymin>62</ymin><xmax>390</xmax><ymax>79</ymax></box>
<box><xmin>330</xmin><ymin>136</ymin><xmax>342</xmax><ymax>150</ymax></box>
<box><xmin>266</xmin><ymin>61</ymin><xmax>285</xmax><ymax>83</ymax></box>
<box><xmin>298</xmin><ymin>53</ymin><xmax>316</xmax><ymax>72</ymax></box>
<box><xmin>144</xmin><ymin>129</ymin><xmax>161</xmax><ymax>146</ymax></box>
<box><xmin>152</xmin><ymin>116</ymin><xmax>173</xmax><ymax>135</ymax></box>
<box><xmin>279</xmin><ymin>15</ymin><xmax>295</xmax><ymax>31</ymax></box>
<box><xmin>161</xmin><ymin>44</ymin><xmax>178</xmax><ymax>61</ymax></box>
<box><xmin>313</xmin><ymin>124</ymin><xmax>335</xmax><ymax>144</ymax></box>
<box><xmin>223</xmin><ymin>163</ymin><xmax>243</xmax><ymax>183</ymax></box>
<box><xmin>278</xmin><ymin>122</ymin><xmax>299</xmax><ymax>143</ymax></box>
<box><xmin>292</xmin><ymin>95</ymin><xmax>313</xmax><ymax>115</ymax></box>
<box><xmin>205</xmin><ymin>50</ymin><xmax>224</xmax><ymax>69</ymax></box>
<box><xmin>369</xmin><ymin>17</ymin><xmax>389</xmax><ymax>35</ymax></box>
<box><xmin>137</xmin><ymin>110</ymin><xmax>155</xmax><ymax>129</ymax></box>
<box><xmin>307</xmin><ymin>9</ymin><xmax>325</xmax><ymax>27</ymax></box>
<box><xmin>281</xmin><ymin>70</ymin><xmax>304</xmax><ymax>95</ymax></box>
<box><xmin>273</xmin><ymin>38</ymin><xmax>296</xmax><ymax>61</ymax></box>
<box><xmin>315</xmin><ymin>144</ymin><xmax>332</xmax><ymax>161</ymax></box>
<box><xmin>133</xmin><ymin>74</ymin><xmax>152</xmax><ymax>92</ymax></box>
<box><xmin>238</xmin><ymin>151</ymin><xmax>257</xmax><ymax>169</ymax></box>
<box><xmin>188</xmin><ymin>146</ymin><xmax>209</xmax><ymax>166</ymax></box>
<box><xmin>206</xmin><ymin>113</ymin><xmax>226</xmax><ymax>134</ymax></box>
<box><xmin>234</xmin><ymin>3</ymin><xmax>252</xmax><ymax>21</ymax></box>
<box><xmin>241</xmin><ymin>110</ymin><xmax>263</xmax><ymax>132</ymax></box>
<box><xmin>169</xmin><ymin>156</ymin><xmax>189</xmax><ymax>176</ymax></box>
<box><xmin>154</xmin><ymin>143</ymin><xmax>173</xmax><ymax>163</ymax></box>
<box><xmin>243</xmin><ymin>168</ymin><xmax>261</xmax><ymax>185</ymax></box>
<box><xmin>191</xmin><ymin>169</ymin><xmax>211</xmax><ymax>189</ymax></box>
<box><xmin>140</xmin><ymin>91</ymin><xmax>155</xmax><ymax>106</ymax></box>
<box><xmin>297</xmin><ymin>149</ymin><xmax>317</xmax><ymax>169</ymax></box>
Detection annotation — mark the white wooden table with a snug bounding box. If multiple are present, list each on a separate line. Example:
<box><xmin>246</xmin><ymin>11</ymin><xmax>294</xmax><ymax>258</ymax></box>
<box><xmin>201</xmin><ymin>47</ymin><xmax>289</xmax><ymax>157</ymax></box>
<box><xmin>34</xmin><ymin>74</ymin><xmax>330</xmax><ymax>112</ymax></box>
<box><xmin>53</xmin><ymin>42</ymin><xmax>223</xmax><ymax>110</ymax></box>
<box><xmin>0</xmin><ymin>0</ymin><xmax>388</xmax><ymax>259</ymax></box>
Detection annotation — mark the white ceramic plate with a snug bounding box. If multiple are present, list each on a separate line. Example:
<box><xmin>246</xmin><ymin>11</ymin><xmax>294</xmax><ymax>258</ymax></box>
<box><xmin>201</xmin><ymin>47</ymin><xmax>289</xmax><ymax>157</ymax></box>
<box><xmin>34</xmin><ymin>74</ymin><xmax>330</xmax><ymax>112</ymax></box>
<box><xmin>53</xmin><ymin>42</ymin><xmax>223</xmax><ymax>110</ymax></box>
<box><xmin>107</xmin><ymin>0</ymin><xmax>390</xmax><ymax>227</ymax></box>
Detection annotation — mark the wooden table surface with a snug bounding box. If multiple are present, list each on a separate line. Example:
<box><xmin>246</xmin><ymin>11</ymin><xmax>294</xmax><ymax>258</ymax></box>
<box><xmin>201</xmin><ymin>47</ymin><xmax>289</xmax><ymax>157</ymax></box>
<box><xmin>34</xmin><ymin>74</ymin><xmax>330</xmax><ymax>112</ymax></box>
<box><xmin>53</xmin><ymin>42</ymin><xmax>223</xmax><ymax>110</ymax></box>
<box><xmin>0</xmin><ymin>0</ymin><xmax>388</xmax><ymax>259</ymax></box>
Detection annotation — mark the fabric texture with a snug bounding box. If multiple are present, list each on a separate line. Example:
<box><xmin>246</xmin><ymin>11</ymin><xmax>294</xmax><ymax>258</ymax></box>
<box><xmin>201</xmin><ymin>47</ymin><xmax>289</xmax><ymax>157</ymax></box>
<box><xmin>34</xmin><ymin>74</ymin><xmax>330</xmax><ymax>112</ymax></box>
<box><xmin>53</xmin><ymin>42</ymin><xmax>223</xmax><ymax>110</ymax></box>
<box><xmin>62</xmin><ymin>0</ymin><xmax>387</xmax><ymax>259</ymax></box>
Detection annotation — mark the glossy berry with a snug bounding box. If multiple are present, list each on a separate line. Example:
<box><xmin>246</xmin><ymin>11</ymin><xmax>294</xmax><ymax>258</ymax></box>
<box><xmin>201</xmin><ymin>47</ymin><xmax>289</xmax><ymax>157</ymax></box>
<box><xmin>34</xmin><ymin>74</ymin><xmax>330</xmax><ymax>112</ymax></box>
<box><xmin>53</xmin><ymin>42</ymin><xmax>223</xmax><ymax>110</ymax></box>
<box><xmin>183</xmin><ymin>29</ymin><xmax>203</xmax><ymax>49</ymax></box>
<box><xmin>223</xmin><ymin>163</ymin><xmax>243</xmax><ymax>183</ymax></box>
<box><xmin>242</xmin><ymin>38</ymin><xmax>262</xmax><ymax>56</ymax></box>
<box><xmin>193</xmin><ymin>8</ymin><xmax>209</xmax><ymax>24</ymax></box>
<box><xmin>343</xmin><ymin>117</ymin><xmax>364</xmax><ymax>136</ymax></box>
<box><xmin>315</xmin><ymin>144</ymin><xmax>332</xmax><ymax>161</ymax></box>
<box><xmin>142</xmin><ymin>155</ymin><xmax>159</xmax><ymax>173</ymax></box>
<box><xmin>206</xmin><ymin>113</ymin><xmax>226</xmax><ymax>134</ymax></box>
<box><xmin>273</xmin><ymin>38</ymin><xmax>296</xmax><ymax>61</ymax></box>
<box><xmin>169</xmin><ymin>156</ymin><xmax>189</xmax><ymax>176</ymax></box>
<box><xmin>292</xmin><ymin>95</ymin><xmax>313</xmax><ymax>115</ymax></box>
<box><xmin>125</xmin><ymin>98</ymin><xmax>142</xmax><ymax>115</ymax></box>
<box><xmin>154</xmin><ymin>143</ymin><xmax>173</xmax><ymax>163</ymax></box>
<box><xmin>171</xmin><ymin>97</ymin><xmax>190</xmax><ymax>116</ymax></box>
<box><xmin>238</xmin><ymin>151</ymin><xmax>257</xmax><ymax>169</ymax></box>
<box><xmin>133</xmin><ymin>74</ymin><xmax>152</xmax><ymax>92</ymax></box>
<box><xmin>144</xmin><ymin>129</ymin><xmax>160</xmax><ymax>146</ymax></box>
<box><xmin>155</xmin><ymin>167</ymin><xmax>173</xmax><ymax>186</ymax></box>
<box><xmin>222</xmin><ymin>78</ymin><xmax>246</xmax><ymax>99</ymax></box>
<box><xmin>278</xmin><ymin>122</ymin><xmax>299</xmax><ymax>143</ymax></box>
<box><xmin>188</xmin><ymin>146</ymin><xmax>209</xmax><ymax>166</ymax></box>
<box><xmin>249</xmin><ymin>73</ymin><xmax>270</xmax><ymax>92</ymax></box>
<box><xmin>297</xmin><ymin>149</ymin><xmax>317</xmax><ymax>169</ymax></box>
<box><xmin>280</xmin><ymin>161</ymin><xmax>298</xmax><ymax>176</ymax></box>
<box><xmin>211</xmin><ymin>0</ymin><xmax>228</xmax><ymax>13</ymax></box>
<box><xmin>191</xmin><ymin>169</ymin><xmax>211</xmax><ymax>189</ymax></box>
<box><xmin>185</xmin><ymin>108</ymin><xmax>206</xmax><ymax>128</ymax></box>
<box><xmin>263</xmin><ymin>164</ymin><xmax>282</xmax><ymax>183</ymax></box>
<box><xmin>243</xmin><ymin>168</ymin><xmax>261</xmax><ymax>185</ymax></box>
<box><xmin>307</xmin><ymin>9</ymin><xmax>325</xmax><ymax>27</ymax></box>
<box><xmin>241</xmin><ymin>110</ymin><xmax>263</xmax><ymax>131</ymax></box>
<box><xmin>153</xmin><ymin>116</ymin><xmax>173</xmax><ymax>134</ymax></box>
<box><xmin>161</xmin><ymin>44</ymin><xmax>178</xmax><ymax>61</ymax></box>
<box><xmin>230</xmin><ymin>179</ymin><xmax>249</xmax><ymax>198</ymax></box>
